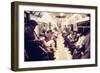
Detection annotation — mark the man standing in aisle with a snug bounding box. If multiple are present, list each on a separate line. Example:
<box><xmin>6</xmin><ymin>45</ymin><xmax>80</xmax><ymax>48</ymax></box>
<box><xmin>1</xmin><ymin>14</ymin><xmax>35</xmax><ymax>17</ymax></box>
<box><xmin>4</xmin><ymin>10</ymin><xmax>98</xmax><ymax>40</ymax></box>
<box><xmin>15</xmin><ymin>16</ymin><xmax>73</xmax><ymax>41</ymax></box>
<box><xmin>24</xmin><ymin>20</ymin><xmax>49</xmax><ymax>61</ymax></box>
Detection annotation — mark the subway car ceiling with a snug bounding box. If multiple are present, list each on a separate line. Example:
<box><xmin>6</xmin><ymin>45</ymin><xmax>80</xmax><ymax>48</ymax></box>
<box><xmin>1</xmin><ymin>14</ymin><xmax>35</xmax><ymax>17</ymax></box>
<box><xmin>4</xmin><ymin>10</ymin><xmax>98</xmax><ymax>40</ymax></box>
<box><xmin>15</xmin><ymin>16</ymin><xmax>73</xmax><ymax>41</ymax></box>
<box><xmin>24</xmin><ymin>11</ymin><xmax>90</xmax><ymax>28</ymax></box>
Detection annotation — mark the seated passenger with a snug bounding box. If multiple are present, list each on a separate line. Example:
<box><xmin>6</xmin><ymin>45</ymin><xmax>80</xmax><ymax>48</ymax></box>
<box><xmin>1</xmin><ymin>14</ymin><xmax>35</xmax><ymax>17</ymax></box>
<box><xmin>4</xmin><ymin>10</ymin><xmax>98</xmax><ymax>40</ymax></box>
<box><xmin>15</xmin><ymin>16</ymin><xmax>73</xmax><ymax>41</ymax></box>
<box><xmin>44</xmin><ymin>30</ymin><xmax>57</xmax><ymax>60</ymax></box>
<box><xmin>81</xmin><ymin>33</ymin><xmax>90</xmax><ymax>59</ymax></box>
<box><xmin>72</xmin><ymin>33</ymin><xmax>86</xmax><ymax>59</ymax></box>
<box><xmin>73</xmin><ymin>31</ymin><xmax>90</xmax><ymax>59</ymax></box>
<box><xmin>64</xmin><ymin>31</ymin><xmax>79</xmax><ymax>55</ymax></box>
<box><xmin>67</xmin><ymin>31</ymin><xmax>79</xmax><ymax>43</ymax></box>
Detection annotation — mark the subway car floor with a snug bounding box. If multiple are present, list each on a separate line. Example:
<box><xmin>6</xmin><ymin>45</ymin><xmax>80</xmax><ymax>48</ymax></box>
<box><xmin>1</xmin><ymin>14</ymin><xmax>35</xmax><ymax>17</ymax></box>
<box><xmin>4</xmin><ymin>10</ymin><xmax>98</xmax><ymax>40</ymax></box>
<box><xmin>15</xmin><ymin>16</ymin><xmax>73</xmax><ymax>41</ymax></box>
<box><xmin>54</xmin><ymin>34</ymin><xmax>72</xmax><ymax>60</ymax></box>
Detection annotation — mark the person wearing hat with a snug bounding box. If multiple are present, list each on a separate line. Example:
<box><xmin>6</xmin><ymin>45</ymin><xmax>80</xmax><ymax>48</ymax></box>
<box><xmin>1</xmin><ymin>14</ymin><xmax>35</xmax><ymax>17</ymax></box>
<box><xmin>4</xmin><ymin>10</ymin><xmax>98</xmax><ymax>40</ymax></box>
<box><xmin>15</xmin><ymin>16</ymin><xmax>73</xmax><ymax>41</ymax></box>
<box><xmin>24</xmin><ymin>20</ymin><xmax>49</xmax><ymax>61</ymax></box>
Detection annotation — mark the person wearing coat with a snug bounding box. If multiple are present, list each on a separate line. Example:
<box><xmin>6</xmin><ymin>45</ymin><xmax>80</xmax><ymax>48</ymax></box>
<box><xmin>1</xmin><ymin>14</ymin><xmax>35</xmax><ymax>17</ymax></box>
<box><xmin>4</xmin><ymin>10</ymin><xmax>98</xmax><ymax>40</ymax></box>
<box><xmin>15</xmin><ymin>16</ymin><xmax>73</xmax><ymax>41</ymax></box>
<box><xmin>24</xmin><ymin>20</ymin><xmax>49</xmax><ymax>61</ymax></box>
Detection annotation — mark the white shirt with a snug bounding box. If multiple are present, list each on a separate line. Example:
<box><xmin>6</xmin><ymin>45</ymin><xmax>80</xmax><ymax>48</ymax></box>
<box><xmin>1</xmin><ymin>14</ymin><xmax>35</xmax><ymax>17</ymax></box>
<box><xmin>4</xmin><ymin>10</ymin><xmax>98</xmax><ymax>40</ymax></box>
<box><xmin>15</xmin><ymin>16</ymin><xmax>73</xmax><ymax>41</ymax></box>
<box><xmin>75</xmin><ymin>35</ymin><xmax>86</xmax><ymax>48</ymax></box>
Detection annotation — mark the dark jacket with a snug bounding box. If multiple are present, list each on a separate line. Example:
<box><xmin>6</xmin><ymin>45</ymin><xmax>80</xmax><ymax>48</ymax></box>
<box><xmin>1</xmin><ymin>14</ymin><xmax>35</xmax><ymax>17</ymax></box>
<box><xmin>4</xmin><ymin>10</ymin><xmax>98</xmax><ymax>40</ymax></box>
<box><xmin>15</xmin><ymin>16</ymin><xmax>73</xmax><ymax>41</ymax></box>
<box><xmin>24</xmin><ymin>27</ymin><xmax>48</xmax><ymax>61</ymax></box>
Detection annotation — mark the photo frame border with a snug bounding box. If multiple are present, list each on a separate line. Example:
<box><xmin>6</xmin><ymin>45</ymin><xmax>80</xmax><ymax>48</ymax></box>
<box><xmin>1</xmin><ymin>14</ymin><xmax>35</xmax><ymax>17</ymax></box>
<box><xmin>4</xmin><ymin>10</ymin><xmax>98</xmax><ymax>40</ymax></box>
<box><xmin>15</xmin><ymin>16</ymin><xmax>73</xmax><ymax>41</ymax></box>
<box><xmin>11</xmin><ymin>1</ymin><xmax>98</xmax><ymax>71</ymax></box>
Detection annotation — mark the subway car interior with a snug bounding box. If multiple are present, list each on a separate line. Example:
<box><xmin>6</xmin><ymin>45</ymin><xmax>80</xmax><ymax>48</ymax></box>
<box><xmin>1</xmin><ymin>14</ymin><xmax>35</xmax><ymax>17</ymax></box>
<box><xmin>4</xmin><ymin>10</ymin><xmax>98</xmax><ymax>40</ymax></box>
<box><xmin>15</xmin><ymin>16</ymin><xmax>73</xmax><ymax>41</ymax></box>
<box><xmin>24</xmin><ymin>11</ymin><xmax>90</xmax><ymax>61</ymax></box>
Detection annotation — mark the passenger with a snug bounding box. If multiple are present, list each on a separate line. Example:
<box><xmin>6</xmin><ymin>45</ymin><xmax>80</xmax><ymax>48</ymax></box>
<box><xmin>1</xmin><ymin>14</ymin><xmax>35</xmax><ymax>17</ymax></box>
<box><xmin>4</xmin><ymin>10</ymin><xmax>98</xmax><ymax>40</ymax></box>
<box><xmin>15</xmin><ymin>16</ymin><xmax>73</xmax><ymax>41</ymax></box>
<box><xmin>73</xmin><ymin>31</ymin><xmax>90</xmax><ymax>59</ymax></box>
<box><xmin>24</xmin><ymin>20</ymin><xmax>49</xmax><ymax>61</ymax></box>
<box><xmin>64</xmin><ymin>30</ymin><xmax>78</xmax><ymax>55</ymax></box>
<box><xmin>81</xmin><ymin>33</ymin><xmax>90</xmax><ymax>59</ymax></box>
<box><xmin>67</xmin><ymin>31</ymin><xmax>78</xmax><ymax>43</ymax></box>
<box><xmin>44</xmin><ymin>30</ymin><xmax>57</xmax><ymax>60</ymax></box>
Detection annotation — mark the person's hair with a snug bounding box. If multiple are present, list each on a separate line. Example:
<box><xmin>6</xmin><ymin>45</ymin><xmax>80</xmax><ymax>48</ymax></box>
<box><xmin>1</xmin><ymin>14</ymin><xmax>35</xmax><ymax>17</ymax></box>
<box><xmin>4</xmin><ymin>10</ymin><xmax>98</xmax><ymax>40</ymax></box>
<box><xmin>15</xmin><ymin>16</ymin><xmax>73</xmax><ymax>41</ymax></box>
<box><xmin>25</xmin><ymin>20</ymin><xmax>38</xmax><ymax>27</ymax></box>
<box><xmin>28</xmin><ymin>20</ymin><xmax>38</xmax><ymax>26</ymax></box>
<box><xmin>47</xmin><ymin>30</ymin><xmax>53</xmax><ymax>34</ymax></box>
<box><xmin>25</xmin><ymin>20</ymin><xmax>38</xmax><ymax>33</ymax></box>
<box><xmin>73</xmin><ymin>31</ymin><xmax>77</xmax><ymax>33</ymax></box>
